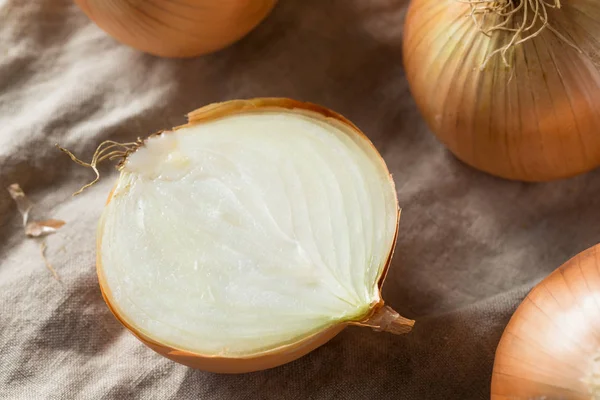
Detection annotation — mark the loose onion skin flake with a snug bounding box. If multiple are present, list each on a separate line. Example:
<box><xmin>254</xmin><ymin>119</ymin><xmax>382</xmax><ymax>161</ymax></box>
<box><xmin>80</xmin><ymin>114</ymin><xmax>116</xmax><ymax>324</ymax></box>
<box><xmin>492</xmin><ymin>244</ymin><xmax>600</xmax><ymax>399</ymax></box>
<box><xmin>95</xmin><ymin>99</ymin><xmax>413</xmax><ymax>373</ymax></box>
<box><xmin>403</xmin><ymin>0</ymin><xmax>600</xmax><ymax>182</ymax></box>
<box><xmin>74</xmin><ymin>0</ymin><xmax>278</xmax><ymax>58</ymax></box>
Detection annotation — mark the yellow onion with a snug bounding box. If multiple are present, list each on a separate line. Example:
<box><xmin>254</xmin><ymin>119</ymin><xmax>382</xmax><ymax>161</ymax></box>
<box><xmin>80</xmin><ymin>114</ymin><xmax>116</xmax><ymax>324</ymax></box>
<box><xmin>403</xmin><ymin>0</ymin><xmax>600</xmax><ymax>181</ymax></box>
<box><xmin>492</xmin><ymin>243</ymin><xmax>600</xmax><ymax>399</ymax></box>
<box><xmin>74</xmin><ymin>0</ymin><xmax>277</xmax><ymax>58</ymax></box>
<box><xmin>90</xmin><ymin>98</ymin><xmax>413</xmax><ymax>373</ymax></box>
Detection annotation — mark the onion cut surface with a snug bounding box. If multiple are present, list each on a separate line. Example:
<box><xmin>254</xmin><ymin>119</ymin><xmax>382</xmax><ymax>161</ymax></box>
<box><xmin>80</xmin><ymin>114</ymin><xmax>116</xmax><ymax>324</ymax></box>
<box><xmin>96</xmin><ymin>99</ymin><xmax>412</xmax><ymax>372</ymax></box>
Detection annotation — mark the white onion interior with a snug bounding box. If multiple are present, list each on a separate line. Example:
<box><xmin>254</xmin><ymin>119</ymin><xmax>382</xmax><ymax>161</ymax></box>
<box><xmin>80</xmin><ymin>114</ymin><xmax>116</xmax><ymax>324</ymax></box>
<box><xmin>98</xmin><ymin>110</ymin><xmax>398</xmax><ymax>356</ymax></box>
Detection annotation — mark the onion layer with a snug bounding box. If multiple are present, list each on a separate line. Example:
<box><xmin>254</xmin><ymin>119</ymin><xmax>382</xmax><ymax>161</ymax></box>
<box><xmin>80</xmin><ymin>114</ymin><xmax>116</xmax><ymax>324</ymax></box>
<box><xmin>74</xmin><ymin>0</ymin><xmax>278</xmax><ymax>58</ymax></box>
<box><xmin>96</xmin><ymin>98</ymin><xmax>413</xmax><ymax>373</ymax></box>
<box><xmin>403</xmin><ymin>0</ymin><xmax>600</xmax><ymax>181</ymax></box>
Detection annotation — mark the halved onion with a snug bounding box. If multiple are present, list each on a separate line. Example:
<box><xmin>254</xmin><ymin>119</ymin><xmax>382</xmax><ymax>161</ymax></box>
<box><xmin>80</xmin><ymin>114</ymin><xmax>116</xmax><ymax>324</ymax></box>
<box><xmin>96</xmin><ymin>98</ymin><xmax>413</xmax><ymax>373</ymax></box>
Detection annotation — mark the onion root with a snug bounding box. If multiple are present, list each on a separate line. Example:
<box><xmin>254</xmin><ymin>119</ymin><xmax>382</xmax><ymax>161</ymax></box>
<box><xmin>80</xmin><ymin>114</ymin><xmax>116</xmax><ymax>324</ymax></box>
<box><xmin>460</xmin><ymin>0</ymin><xmax>581</xmax><ymax>68</ymax></box>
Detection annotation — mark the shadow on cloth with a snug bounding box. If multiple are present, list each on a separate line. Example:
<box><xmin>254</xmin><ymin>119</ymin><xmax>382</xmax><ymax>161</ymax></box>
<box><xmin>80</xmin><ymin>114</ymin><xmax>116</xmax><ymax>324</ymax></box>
<box><xmin>4</xmin><ymin>275</ymin><xmax>125</xmax><ymax>386</ymax></box>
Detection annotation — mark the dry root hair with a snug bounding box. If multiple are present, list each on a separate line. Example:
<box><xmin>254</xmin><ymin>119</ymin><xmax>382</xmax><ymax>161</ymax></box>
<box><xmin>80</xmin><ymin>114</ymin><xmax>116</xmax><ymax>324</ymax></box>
<box><xmin>458</xmin><ymin>0</ymin><xmax>581</xmax><ymax>69</ymax></box>
<box><xmin>57</xmin><ymin>139</ymin><xmax>142</xmax><ymax>195</ymax></box>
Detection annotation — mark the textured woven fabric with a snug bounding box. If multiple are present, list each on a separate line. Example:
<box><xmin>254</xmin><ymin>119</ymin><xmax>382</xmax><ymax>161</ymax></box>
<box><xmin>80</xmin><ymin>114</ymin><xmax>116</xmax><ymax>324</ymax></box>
<box><xmin>2</xmin><ymin>1</ymin><xmax>599</xmax><ymax>399</ymax></box>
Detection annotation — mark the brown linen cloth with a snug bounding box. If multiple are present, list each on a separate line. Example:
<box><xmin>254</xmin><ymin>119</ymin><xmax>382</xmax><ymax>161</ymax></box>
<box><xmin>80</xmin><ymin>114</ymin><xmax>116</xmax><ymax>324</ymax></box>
<box><xmin>1</xmin><ymin>1</ymin><xmax>599</xmax><ymax>399</ymax></box>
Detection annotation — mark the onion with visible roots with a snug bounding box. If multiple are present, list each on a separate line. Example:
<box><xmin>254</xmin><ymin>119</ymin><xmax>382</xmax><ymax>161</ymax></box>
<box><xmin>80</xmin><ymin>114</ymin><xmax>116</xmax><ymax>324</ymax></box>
<box><xmin>403</xmin><ymin>0</ymin><xmax>600</xmax><ymax>182</ymax></box>
<box><xmin>72</xmin><ymin>99</ymin><xmax>414</xmax><ymax>373</ymax></box>
<box><xmin>74</xmin><ymin>0</ymin><xmax>278</xmax><ymax>58</ymax></box>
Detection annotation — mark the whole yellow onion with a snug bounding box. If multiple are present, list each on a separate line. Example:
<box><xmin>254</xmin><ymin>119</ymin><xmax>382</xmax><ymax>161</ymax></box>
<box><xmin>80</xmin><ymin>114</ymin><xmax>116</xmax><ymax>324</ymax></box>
<box><xmin>492</xmin><ymin>243</ymin><xmax>600</xmax><ymax>399</ymax></box>
<box><xmin>403</xmin><ymin>0</ymin><xmax>600</xmax><ymax>181</ymax></box>
<box><xmin>74</xmin><ymin>0</ymin><xmax>277</xmax><ymax>58</ymax></box>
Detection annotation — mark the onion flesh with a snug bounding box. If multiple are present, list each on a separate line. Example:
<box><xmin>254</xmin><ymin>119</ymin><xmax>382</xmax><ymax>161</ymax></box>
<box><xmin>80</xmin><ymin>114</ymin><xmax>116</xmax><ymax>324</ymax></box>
<box><xmin>97</xmin><ymin>103</ymin><xmax>403</xmax><ymax>363</ymax></box>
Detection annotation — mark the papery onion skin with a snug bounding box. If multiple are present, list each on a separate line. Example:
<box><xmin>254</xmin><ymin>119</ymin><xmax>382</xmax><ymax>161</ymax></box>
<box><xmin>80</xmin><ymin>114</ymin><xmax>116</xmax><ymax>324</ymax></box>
<box><xmin>403</xmin><ymin>0</ymin><xmax>600</xmax><ymax>182</ymax></box>
<box><xmin>491</xmin><ymin>244</ymin><xmax>600</xmax><ymax>399</ymax></box>
<box><xmin>74</xmin><ymin>0</ymin><xmax>277</xmax><ymax>58</ymax></box>
<box><xmin>96</xmin><ymin>98</ymin><xmax>412</xmax><ymax>373</ymax></box>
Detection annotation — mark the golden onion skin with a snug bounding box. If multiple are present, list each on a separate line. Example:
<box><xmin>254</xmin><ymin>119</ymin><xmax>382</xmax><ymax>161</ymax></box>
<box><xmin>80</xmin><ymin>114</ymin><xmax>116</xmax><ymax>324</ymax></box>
<box><xmin>96</xmin><ymin>98</ymin><xmax>411</xmax><ymax>373</ymax></box>
<box><xmin>491</xmin><ymin>244</ymin><xmax>600</xmax><ymax>399</ymax></box>
<box><xmin>403</xmin><ymin>0</ymin><xmax>600</xmax><ymax>181</ymax></box>
<box><xmin>74</xmin><ymin>0</ymin><xmax>277</xmax><ymax>58</ymax></box>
